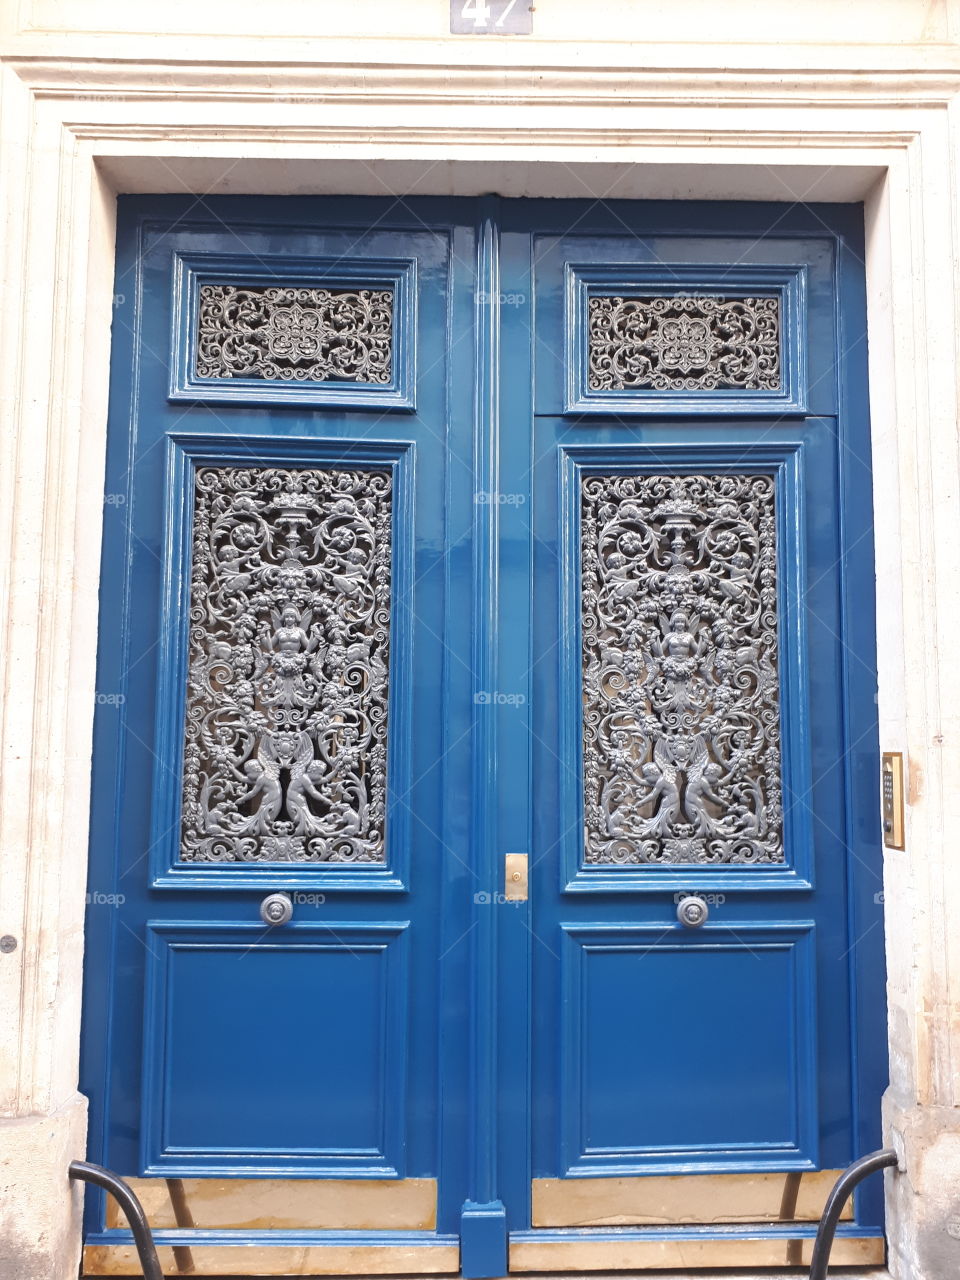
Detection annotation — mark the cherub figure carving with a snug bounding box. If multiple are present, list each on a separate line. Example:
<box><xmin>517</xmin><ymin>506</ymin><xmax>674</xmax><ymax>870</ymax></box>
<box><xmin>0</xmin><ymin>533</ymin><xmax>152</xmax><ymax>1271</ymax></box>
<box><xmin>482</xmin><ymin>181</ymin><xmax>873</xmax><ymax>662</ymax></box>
<box><xmin>284</xmin><ymin>741</ymin><xmax>326</xmax><ymax>835</ymax></box>
<box><xmin>682</xmin><ymin>738</ymin><xmax>727</xmax><ymax>833</ymax></box>
<box><xmin>216</xmin><ymin>542</ymin><xmax>253</xmax><ymax>596</ymax></box>
<box><xmin>634</xmin><ymin>739</ymin><xmax>683</xmax><ymax>835</ymax></box>
<box><xmin>236</xmin><ymin>747</ymin><xmax>283</xmax><ymax>833</ymax></box>
<box><xmin>717</xmin><ymin>549</ymin><xmax>754</xmax><ymax>602</ymax></box>
<box><xmin>602</xmin><ymin>547</ymin><xmax>642</xmax><ymax>601</ymax></box>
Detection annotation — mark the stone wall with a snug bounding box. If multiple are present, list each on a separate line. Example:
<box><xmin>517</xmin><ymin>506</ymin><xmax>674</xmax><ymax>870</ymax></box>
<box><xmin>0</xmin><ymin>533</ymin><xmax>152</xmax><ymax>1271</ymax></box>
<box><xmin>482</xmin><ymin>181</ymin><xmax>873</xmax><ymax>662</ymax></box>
<box><xmin>2</xmin><ymin>2</ymin><xmax>959</xmax><ymax>1276</ymax></box>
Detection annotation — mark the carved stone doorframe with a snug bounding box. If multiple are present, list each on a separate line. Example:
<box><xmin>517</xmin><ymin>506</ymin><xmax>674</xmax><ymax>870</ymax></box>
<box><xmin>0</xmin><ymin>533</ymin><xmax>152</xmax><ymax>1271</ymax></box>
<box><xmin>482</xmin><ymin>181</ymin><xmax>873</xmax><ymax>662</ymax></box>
<box><xmin>2</xmin><ymin>49</ymin><xmax>959</xmax><ymax>1280</ymax></box>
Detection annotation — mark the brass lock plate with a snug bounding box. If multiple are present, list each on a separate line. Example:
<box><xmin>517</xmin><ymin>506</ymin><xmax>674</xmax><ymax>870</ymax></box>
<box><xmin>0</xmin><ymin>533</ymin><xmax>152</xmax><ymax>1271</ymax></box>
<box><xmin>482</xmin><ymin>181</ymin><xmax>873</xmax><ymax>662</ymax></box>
<box><xmin>504</xmin><ymin>853</ymin><xmax>528</xmax><ymax>901</ymax></box>
<box><xmin>881</xmin><ymin>751</ymin><xmax>905</xmax><ymax>850</ymax></box>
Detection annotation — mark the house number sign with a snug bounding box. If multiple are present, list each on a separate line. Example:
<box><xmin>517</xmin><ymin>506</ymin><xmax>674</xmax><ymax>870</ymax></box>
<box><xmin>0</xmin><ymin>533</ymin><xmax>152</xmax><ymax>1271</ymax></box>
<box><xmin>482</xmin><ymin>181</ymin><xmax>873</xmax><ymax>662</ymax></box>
<box><xmin>450</xmin><ymin>0</ymin><xmax>533</xmax><ymax>34</ymax></box>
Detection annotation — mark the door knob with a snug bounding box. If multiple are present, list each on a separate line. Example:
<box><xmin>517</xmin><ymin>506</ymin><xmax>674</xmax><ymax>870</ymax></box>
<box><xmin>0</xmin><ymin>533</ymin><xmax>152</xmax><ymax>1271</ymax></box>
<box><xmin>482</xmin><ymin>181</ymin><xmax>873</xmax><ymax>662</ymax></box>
<box><xmin>260</xmin><ymin>892</ymin><xmax>293</xmax><ymax>926</ymax></box>
<box><xmin>676</xmin><ymin>895</ymin><xmax>709</xmax><ymax>928</ymax></box>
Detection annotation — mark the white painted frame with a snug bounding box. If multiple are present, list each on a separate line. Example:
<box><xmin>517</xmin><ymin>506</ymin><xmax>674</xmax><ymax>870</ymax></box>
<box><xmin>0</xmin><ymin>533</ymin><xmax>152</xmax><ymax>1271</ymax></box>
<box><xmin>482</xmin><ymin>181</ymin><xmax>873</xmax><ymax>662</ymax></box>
<box><xmin>2</xmin><ymin>51</ymin><xmax>959</xmax><ymax>1279</ymax></box>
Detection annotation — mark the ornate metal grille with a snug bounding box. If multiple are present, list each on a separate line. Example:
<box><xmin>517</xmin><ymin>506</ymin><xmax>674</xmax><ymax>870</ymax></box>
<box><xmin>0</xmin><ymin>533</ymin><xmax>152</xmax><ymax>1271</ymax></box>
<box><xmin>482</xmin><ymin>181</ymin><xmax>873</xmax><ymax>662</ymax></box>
<box><xmin>587</xmin><ymin>294</ymin><xmax>781</xmax><ymax>392</ymax></box>
<box><xmin>180</xmin><ymin>465</ymin><xmax>392</xmax><ymax>863</ymax></box>
<box><xmin>580</xmin><ymin>473</ymin><xmax>783</xmax><ymax>865</ymax></box>
<box><xmin>196</xmin><ymin>284</ymin><xmax>394</xmax><ymax>383</ymax></box>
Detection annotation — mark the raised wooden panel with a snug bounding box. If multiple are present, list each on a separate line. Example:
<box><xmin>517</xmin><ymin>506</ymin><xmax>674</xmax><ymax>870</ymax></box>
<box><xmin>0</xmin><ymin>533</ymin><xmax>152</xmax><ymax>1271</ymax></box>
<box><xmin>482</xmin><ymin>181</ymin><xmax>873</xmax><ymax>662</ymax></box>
<box><xmin>560</xmin><ymin>924</ymin><xmax>818</xmax><ymax>1174</ymax></box>
<box><xmin>140</xmin><ymin>922</ymin><xmax>409</xmax><ymax>1175</ymax></box>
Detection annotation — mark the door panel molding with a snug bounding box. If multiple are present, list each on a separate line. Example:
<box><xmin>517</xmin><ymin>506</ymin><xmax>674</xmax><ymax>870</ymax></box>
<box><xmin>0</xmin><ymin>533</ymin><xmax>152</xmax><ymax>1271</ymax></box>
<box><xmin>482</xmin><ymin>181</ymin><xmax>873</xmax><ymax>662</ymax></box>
<box><xmin>459</xmin><ymin>196</ymin><xmax>510</xmax><ymax>1278</ymax></box>
<box><xmin>558</xmin><ymin>923</ymin><xmax>819</xmax><ymax>1174</ymax></box>
<box><xmin>140</xmin><ymin>921</ymin><xmax>410</xmax><ymax>1176</ymax></box>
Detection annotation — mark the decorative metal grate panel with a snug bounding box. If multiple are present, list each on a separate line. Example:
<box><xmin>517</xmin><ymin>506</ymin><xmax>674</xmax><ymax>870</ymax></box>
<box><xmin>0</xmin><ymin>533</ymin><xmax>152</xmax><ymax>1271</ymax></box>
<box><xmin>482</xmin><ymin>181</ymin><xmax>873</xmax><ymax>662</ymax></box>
<box><xmin>180</xmin><ymin>464</ymin><xmax>392</xmax><ymax>863</ymax></box>
<box><xmin>580</xmin><ymin>472</ymin><xmax>784</xmax><ymax>865</ymax></box>
<box><xmin>196</xmin><ymin>284</ymin><xmax>394</xmax><ymax>383</ymax></box>
<box><xmin>587</xmin><ymin>294</ymin><xmax>781</xmax><ymax>392</ymax></box>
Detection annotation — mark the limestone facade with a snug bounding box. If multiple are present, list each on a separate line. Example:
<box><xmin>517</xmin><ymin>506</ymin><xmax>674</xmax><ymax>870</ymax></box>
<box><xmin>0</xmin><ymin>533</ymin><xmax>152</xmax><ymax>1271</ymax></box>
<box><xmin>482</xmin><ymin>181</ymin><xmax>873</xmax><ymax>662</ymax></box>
<box><xmin>2</xmin><ymin>2</ymin><xmax>960</xmax><ymax>1276</ymax></box>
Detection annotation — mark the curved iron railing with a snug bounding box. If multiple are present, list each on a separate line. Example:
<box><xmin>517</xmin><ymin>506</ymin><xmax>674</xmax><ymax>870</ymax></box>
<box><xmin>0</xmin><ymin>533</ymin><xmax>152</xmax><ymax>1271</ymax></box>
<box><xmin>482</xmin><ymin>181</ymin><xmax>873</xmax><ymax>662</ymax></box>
<box><xmin>807</xmin><ymin>1148</ymin><xmax>898</xmax><ymax>1280</ymax></box>
<box><xmin>68</xmin><ymin>1161</ymin><xmax>164</xmax><ymax>1280</ymax></box>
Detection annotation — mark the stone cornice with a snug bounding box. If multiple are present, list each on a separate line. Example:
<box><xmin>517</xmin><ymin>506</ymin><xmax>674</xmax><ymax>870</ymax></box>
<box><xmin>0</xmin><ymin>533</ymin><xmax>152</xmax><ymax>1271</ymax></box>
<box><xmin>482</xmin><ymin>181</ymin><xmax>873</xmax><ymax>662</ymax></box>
<box><xmin>2</xmin><ymin>29</ymin><xmax>960</xmax><ymax>69</ymax></box>
<box><xmin>4</xmin><ymin>53</ymin><xmax>960</xmax><ymax>109</ymax></box>
<box><xmin>66</xmin><ymin>123</ymin><xmax>919</xmax><ymax>153</ymax></box>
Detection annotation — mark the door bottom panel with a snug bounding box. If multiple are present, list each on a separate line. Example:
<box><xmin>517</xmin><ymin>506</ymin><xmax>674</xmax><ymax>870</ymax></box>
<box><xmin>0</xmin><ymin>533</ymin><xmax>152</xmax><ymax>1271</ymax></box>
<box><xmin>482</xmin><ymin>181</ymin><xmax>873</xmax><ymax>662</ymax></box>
<box><xmin>509</xmin><ymin>1233</ymin><xmax>885</xmax><ymax>1271</ymax></box>
<box><xmin>83</xmin><ymin>1236</ymin><xmax>459</xmax><ymax>1276</ymax></box>
<box><xmin>531</xmin><ymin>1171</ymin><xmax>850</xmax><ymax>1227</ymax></box>
<box><xmin>104</xmin><ymin>1177</ymin><xmax>437</xmax><ymax>1231</ymax></box>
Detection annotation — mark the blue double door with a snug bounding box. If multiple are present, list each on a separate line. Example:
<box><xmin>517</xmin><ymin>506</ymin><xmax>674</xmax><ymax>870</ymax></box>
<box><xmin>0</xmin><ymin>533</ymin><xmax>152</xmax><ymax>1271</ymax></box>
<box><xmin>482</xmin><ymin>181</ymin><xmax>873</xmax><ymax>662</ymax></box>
<box><xmin>82</xmin><ymin>195</ymin><xmax>886</xmax><ymax>1274</ymax></box>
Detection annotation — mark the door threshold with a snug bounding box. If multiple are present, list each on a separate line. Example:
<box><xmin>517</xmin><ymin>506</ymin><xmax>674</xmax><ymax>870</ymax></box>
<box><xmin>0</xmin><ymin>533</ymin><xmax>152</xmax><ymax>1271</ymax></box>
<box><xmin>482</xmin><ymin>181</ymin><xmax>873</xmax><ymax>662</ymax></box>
<box><xmin>81</xmin><ymin>1270</ymin><xmax>892</xmax><ymax>1280</ymax></box>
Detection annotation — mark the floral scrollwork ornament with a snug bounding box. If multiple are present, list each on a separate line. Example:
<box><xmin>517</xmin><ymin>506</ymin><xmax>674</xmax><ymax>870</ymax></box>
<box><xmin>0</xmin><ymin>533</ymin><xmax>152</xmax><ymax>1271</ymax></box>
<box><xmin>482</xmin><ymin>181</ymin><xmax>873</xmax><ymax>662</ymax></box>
<box><xmin>196</xmin><ymin>284</ymin><xmax>394</xmax><ymax>384</ymax></box>
<box><xmin>180</xmin><ymin>465</ymin><xmax>392</xmax><ymax>863</ymax></box>
<box><xmin>581</xmin><ymin>472</ymin><xmax>784</xmax><ymax>865</ymax></box>
<box><xmin>588</xmin><ymin>294</ymin><xmax>781</xmax><ymax>392</ymax></box>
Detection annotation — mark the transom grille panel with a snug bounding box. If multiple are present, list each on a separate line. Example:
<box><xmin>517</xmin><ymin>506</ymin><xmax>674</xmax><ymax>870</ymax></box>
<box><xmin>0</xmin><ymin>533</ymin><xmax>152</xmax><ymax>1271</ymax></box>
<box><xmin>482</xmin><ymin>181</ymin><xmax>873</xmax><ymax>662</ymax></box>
<box><xmin>587</xmin><ymin>294</ymin><xmax>781</xmax><ymax>392</ymax></box>
<box><xmin>196</xmin><ymin>284</ymin><xmax>394</xmax><ymax>383</ymax></box>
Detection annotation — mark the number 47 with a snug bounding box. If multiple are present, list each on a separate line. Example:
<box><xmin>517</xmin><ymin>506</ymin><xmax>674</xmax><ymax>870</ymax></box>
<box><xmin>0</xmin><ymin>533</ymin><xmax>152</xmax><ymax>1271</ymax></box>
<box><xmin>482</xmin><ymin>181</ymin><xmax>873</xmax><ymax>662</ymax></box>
<box><xmin>461</xmin><ymin>0</ymin><xmax>520</xmax><ymax>28</ymax></box>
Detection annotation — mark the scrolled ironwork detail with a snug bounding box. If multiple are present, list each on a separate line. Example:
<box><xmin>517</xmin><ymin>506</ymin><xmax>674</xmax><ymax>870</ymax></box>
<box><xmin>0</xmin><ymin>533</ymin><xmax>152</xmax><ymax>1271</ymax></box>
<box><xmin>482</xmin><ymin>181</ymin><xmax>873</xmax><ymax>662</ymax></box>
<box><xmin>587</xmin><ymin>294</ymin><xmax>781</xmax><ymax>392</ymax></box>
<box><xmin>581</xmin><ymin>472</ymin><xmax>783</xmax><ymax>865</ymax></box>
<box><xmin>196</xmin><ymin>284</ymin><xmax>394</xmax><ymax>384</ymax></box>
<box><xmin>180</xmin><ymin>464</ymin><xmax>392</xmax><ymax>864</ymax></box>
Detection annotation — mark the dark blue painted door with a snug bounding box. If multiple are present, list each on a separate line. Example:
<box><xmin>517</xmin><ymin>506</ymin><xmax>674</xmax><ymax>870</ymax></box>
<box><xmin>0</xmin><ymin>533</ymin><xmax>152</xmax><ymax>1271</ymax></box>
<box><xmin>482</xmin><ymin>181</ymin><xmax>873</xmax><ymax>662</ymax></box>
<box><xmin>493</xmin><ymin>201</ymin><xmax>886</xmax><ymax>1270</ymax></box>
<box><xmin>82</xmin><ymin>197</ymin><xmax>482</xmax><ymax>1270</ymax></box>
<box><xmin>82</xmin><ymin>196</ymin><xmax>885</xmax><ymax>1275</ymax></box>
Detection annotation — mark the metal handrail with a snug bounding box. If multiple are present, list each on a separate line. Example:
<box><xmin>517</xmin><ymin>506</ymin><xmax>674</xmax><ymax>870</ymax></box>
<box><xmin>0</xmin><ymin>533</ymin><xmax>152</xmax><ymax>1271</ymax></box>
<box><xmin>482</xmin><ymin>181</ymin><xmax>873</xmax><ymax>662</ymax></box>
<box><xmin>69</xmin><ymin>1160</ymin><xmax>164</xmax><ymax>1280</ymax></box>
<box><xmin>807</xmin><ymin>1148</ymin><xmax>898</xmax><ymax>1280</ymax></box>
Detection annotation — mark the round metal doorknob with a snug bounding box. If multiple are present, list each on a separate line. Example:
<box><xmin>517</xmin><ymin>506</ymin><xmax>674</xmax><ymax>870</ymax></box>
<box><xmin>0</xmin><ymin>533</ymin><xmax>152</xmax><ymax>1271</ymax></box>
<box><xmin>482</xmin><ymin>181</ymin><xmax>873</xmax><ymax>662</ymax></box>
<box><xmin>260</xmin><ymin>892</ymin><xmax>293</xmax><ymax>926</ymax></box>
<box><xmin>676</xmin><ymin>895</ymin><xmax>709</xmax><ymax>928</ymax></box>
